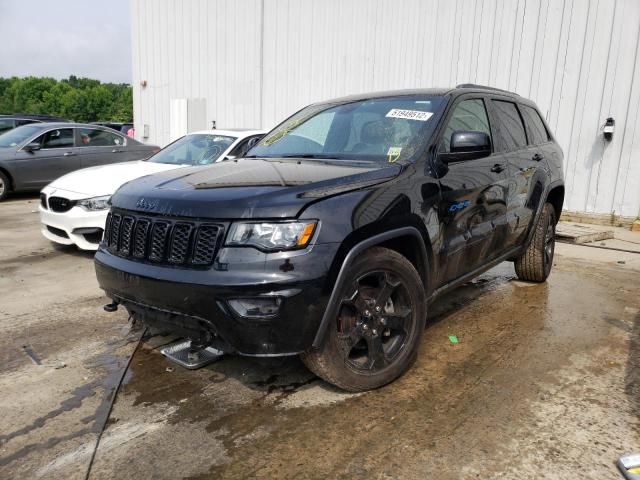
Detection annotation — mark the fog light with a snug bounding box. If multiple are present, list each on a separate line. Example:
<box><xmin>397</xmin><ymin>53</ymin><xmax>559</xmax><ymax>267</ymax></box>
<box><xmin>227</xmin><ymin>297</ymin><xmax>282</xmax><ymax>319</ymax></box>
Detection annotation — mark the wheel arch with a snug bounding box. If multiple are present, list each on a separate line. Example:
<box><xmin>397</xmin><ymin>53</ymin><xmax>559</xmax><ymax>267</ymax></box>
<box><xmin>313</xmin><ymin>226</ymin><xmax>430</xmax><ymax>348</ymax></box>
<box><xmin>0</xmin><ymin>165</ymin><xmax>14</xmax><ymax>191</ymax></box>
<box><xmin>546</xmin><ymin>184</ymin><xmax>564</xmax><ymax>224</ymax></box>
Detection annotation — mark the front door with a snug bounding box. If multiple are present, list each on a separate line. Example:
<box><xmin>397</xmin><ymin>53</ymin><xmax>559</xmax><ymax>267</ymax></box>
<box><xmin>13</xmin><ymin>127</ymin><xmax>80</xmax><ymax>189</ymax></box>
<box><xmin>436</xmin><ymin>97</ymin><xmax>509</xmax><ymax>285</ymax></box>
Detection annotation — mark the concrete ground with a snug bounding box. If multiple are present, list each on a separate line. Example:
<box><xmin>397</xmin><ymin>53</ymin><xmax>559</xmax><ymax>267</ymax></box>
<box><xmin>0</xmin><ymin>194</ymin><xmax>638</xmax><ymax>480</ymax></box>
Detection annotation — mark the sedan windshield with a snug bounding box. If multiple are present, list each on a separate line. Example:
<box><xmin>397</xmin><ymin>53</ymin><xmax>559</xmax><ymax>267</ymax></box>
<box><xmin>147</xmin><ymin>134</ymin><xmax>237</xmax><ymax>165</ymax></box>
<box><xmin>0</xmin><ymin>125</ymin><xmax>42</xmax><ymax>148</ymax></box>
<box><xmin>248</xmin><ymin>95</ymin><xmax>446</xmax><ymax>164</ymax></box>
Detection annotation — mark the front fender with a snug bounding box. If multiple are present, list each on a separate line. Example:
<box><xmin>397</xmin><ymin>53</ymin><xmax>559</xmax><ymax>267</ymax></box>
<box><xmin>311</xmin><ymin>226</ymin><xmax>428</xmax><ymax>348</ymax></box>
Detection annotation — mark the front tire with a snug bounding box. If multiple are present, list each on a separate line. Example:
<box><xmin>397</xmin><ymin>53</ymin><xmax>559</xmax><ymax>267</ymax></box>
<box><xmin>514</xmin><ymin>202</ymin><xmax>556</xmax><ymax>282</ymax></box>
<box><xmin>301</xmin><ymin>247</ymin><xmax>426</xmax><ymax>392</ymax></box>
<box><xmin>0</xmin><ymin>171</ymin><xmax>9</xmax><ymax>201</ymax></box>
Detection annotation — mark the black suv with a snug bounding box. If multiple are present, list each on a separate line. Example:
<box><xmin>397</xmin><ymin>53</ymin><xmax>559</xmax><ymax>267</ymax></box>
<box><xmin>95</xmin><ymin>85</ymin><xmax>564</xmax><ymax>391</ymax></box>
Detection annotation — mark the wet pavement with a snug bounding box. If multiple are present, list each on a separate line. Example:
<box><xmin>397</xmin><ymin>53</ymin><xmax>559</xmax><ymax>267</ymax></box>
<box><xmin>1</xmin><ymin>195</ymin><xmax>638</xmax><ymax>479</ymax></box>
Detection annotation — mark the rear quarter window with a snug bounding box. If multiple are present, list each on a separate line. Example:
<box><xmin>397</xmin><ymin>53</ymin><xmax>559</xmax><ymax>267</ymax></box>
<box><xmin>520</xmin><ymin>105</ymin><xmax>550</xmax><ymax>145</ymax></box>
<box><xmin>492</xmin><ymin>100</ymin><xmax>527</xmax><ymax>152</ymax></box>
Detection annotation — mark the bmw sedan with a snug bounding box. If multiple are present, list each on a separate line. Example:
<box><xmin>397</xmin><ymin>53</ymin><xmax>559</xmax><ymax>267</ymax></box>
<box><xmin>39</xmin><ymin>129</ymin><xmax>265</xmax><ymax>250</ymax></box>
<box><xmin>0</xmin><ymin>123</ymin><xmax>160</xmax><ymax>201</ymax></box>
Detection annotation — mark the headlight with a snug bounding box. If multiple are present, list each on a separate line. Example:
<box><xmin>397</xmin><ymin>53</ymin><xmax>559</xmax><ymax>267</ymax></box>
<box><xmin>77</xmin><ymin>195</ymin><xmax>111</xmax><ymax>211</ymax></box>
<box><xmin>226</xmin><ymin>221</ymin><xmax>317</xmax><ymax>251</ymax></box>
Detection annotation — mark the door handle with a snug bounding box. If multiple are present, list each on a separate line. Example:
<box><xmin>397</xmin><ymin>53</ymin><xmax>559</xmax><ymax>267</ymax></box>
<box><xmin>63</xmin><ymin>152</ymin><xmax>76</xmax><ymax>157</ymax></box>
<box><xmin>112</xmin><ymin>149</ymin><xmax>123</xmax><ymax>153</ymax></box>
<box><xmin>532</xmin><ymin>153</ymin><xmax>544</xmax><ymax>162</ymax></box>
<box><xmin>490</xmin><ymin>163</ymin><xmax>505</xmax><ymax>173</ymax></box>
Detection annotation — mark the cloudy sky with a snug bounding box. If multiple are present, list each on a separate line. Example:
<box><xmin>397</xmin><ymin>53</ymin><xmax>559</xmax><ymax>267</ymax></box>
<box><xmin>0</xmin><ymin>0</ymin><xmax>132</xmax><ymax>84</ymax></box>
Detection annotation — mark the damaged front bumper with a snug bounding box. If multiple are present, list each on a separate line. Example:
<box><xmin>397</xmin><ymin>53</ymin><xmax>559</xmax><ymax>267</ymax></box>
<box><xmin>94</xmin><ymin>243</ymin><xmax>338</xmax><ymax>356</ymax></box>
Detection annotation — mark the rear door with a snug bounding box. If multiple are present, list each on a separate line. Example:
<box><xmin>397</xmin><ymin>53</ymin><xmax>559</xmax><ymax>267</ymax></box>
<box><xmin>489</xmin><ymin>99</ymin><xmax>544</xmax><ymax>249</ymax></box>
<box><xmin>513</xmin><ymin>104</ymin><xmax>554</xmax><ymax>244</ymax></box>
<box><xmin>76</xmin><ymin>127</ymin><xmax>128</xmax><ymax>167</ymax></box>
<box><xmin>436</xmin><ymin>96</ymin><xmax>510</xmax><ymax>285</ymax></box>
<box><xmin>13</xmin><ymin>127</ymin><xmax>80</xmax><ymax>188</ymax></box>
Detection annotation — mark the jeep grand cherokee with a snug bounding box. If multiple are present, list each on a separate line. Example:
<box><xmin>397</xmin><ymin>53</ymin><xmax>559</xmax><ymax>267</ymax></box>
<box><xmin>95</xmin><ymin>85</ymin><xmax>564</xmax><ymax>391</ymax></box>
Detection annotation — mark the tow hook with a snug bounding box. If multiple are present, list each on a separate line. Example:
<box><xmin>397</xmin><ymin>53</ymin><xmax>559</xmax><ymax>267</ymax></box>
<box><xmin>161</xmin><ymin>339</ymin><xmax>223</xmax><ymax>369</ymax></box>
<box><xmin>103</xmin><ymin>302</ymin><xmax>119</xmax><ymax>312</ymax></box>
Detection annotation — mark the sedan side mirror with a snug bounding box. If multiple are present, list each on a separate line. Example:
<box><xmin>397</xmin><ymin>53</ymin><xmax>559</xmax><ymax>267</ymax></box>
<box><xmin>441</xmin><ymin>131</ymin><xmax>491</xmax><ymax>162</ymax></box>
<box><xmin>23</xmin><ymin>142</ymin><xmax>41</xmax><ymax>153</ymax></box>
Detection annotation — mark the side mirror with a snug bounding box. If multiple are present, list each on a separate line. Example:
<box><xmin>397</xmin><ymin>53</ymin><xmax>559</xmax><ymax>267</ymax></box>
<box><xmin>223</xmin><ymin>155</ymin><xmax>236</xmax><ymax>161</ymax></box>
<box><xmin>441</xmin><ymin>131</ymin><xmax>491</xmax><ymax>162</ymax></box>
<box><xmin>24</xmin><ymin>142</ymin><xmax>41</xmax><ymax>153</ymax></box>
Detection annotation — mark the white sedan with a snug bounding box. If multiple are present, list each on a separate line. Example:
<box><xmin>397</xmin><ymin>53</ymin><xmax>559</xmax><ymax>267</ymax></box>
<box><xmin>39</xmin><ymin>129</ymin><xmax>265</xmax><ymax>250</ymax></box>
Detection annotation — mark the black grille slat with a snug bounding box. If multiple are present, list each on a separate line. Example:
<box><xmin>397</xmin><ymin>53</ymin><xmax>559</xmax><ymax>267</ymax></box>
<box><xmin>133</xmin><ymin>219</ymin><xmax>150</xmax><ymax>258</ymax></box>
<box><xmin>102</xmin><ymin>209</ymin><xmax>222</xmax><ymax>268</ymax></box>
<box><xmin>109</xmin><ymin>214</ymin><xmax>122</xmax><ymax>249</ymax></box>
<box><xmin>48</xmin><ymin>196</ymin><xmax>75</xmax><ymax>213</ymax></box>
<box><xmin>192</xmin><ymin>225</ymin><xmax>220</xmax><ymax>265</ymax></box>
<box><xmin>119</xmin><ymin>217</ymin><xmax>135</xmax><ymax>255</ymax></box>
<box><xmin>149</xmin><ymin>222</ymin><xmax>169</xmax><ymax>262</ymax></box>
<box><xmin>168</xmin><ymin>223</ymin><xmax>193</xmax><ymax>264</ymax></box>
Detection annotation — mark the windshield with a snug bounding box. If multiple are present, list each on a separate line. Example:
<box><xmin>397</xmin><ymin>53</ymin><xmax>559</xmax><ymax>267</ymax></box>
<box><xmin>0</xmin><ymin>125</ymin><xmax>42</xmax><ymax>148</ymax></box>
<box><xmin>248</xmin><ymin>95</ymin><xmax>446</xmax><ymax>164</ymax></box>
<box><xmin>147</xmin><ymin>134</ymin><xmax>237</xmax><ymax>165</ymax></box>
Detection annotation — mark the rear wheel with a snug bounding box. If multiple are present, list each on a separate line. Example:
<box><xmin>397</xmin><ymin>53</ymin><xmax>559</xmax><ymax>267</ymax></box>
<box><xmin>301</xmin><ymin>247</ymin><xmax>426</xmax><ymax>392</ymax></box>
<box><xmin>0</xmin><ymin>171</ymin><xmax>9</xmax><ymax>201</ymax></box>
<box><xmin>514</xmin><ymin>202</ymin><xmax>556</xmax><ymax>282</ymax></box>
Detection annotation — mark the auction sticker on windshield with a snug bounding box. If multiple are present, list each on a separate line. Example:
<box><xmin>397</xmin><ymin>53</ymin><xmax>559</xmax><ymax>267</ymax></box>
<box><xmin>386</xmin><ymin>109</ymin><xmax>433</xmax><ymax>121</ymax></box>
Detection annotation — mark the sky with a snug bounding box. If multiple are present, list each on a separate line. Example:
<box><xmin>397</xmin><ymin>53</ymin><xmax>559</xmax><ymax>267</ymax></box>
<box><xmin>0</xmin><ymin>0</ymin><xmax>132</xmax><ymax>84</ymax></box>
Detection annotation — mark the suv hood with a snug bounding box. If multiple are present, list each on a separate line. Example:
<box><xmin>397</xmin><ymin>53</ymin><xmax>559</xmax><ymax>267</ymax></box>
<box><xmin>111</xmin><ymin>158</ymin><xmax>402</xmax><ymax>219</ymax></box>
<box><xmin>46</xmin><ymin>160</ymin><xmax>186</xmax><ymax>197</ymax></box>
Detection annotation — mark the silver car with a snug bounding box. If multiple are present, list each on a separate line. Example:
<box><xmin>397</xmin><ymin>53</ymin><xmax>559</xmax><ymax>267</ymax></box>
<box><xmin>0</xmin><ymin>123</ymin><xmax>159</xmax><ymax>201</ymax></box>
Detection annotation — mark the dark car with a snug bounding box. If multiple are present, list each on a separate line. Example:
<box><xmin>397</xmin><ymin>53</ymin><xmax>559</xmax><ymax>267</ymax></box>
<box><xmin>95</xmin><ymin>85</ymin><xmax>564</xmax><ymax>391</ymax></box>
<box><xmin>0</xmin><ymin>123</ymin><xmax>159</xmax><ymax>201</ymax></box>
<box><xmin>0</xmin><ymin>114</ymin><xmax>71</xmax><ymax>134</ymax></box>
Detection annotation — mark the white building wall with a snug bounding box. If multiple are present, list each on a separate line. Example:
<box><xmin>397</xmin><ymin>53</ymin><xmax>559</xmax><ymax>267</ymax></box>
<box><xmin>131</xmin><ymin>0</ymin><xmax>640</xmax><ymax>218</ymax></box>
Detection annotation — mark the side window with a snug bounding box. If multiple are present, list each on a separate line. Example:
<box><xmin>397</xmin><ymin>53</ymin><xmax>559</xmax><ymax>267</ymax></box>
<box><xmin>16</xmin><ymin>119</ymin><xmax>38</xmax><ymax>127</ymax></box>
<box><xmin>520</xmin><ymin>105</ymin><xmax>549</xmax><ymax>145</ymax></box>
<box><xmin>78</xmin><ymin>128</ymin><xmax>126</xmax><ymax>147</ymax></box>
<box><xmin>439</xmin><ymin>99</ymin><xmax>491</xmax><ymax>153</ymax></box>
<box><xmin>229</xmin><ymin>135</ymin><xmax>263</xmax><ymax>157</ymax></box>
<box><xmin>0</xmin><ymin>119</ymin><xmax>15</xmax><ymax>134</ymax></box>
<box><xmin>39</xmin><ymin>128</ymin><xmax>74</xmax><ymax>149</ymax></box>
<box><xmin>492</xmin><ymin>100</ymin><xmax>527</xmax><ymax>151</ymax></box>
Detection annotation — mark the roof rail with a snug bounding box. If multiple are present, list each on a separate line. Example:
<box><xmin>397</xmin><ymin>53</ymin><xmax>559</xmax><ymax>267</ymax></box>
<box><xmin>455</xmin><ymin>83</ymin><xmax>519</xmax><ymax>96</ymax></box>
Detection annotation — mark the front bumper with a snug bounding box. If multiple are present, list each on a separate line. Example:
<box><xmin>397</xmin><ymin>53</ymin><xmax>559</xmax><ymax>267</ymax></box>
<box><xmin>95</xmin><ymin>242</ymin><xmax>339</xmax><ymax>356</ymax></box>
<box><xmin>39</xmin><ymin>205</ymin><xmax>108</xmax><ymax>251</ymax></box>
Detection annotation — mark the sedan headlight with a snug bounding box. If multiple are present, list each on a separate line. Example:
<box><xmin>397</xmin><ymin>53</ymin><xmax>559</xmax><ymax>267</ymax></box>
<box><xmin>77</xmin><ymin>195</ymin><xmax>111</xmax><ymax>211</ymax></box>
<box><xmin>226</xmin><ymin>221</ymin><xmax>317</xmax><ymax>251</ymax></box>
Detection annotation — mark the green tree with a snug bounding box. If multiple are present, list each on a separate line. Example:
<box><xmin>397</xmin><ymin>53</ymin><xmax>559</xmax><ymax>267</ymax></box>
<box><xmin>0</xmin><ymin>76</ymin><xmax>133</xmax><ymax>122</ymax></box>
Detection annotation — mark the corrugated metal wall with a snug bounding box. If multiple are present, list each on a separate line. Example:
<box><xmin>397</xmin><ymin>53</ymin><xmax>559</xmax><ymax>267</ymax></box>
<box><xmin>132</xmin><ymin>0</ymin><xmax>640</xmax><ymax>218</ymax></box>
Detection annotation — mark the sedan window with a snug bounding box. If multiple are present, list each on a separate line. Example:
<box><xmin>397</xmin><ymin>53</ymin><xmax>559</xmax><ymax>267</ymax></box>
<box><xmin>0</xmin><ymin>119</ymin><xmax>15</xmax><ymax>134</ymax></box>
<box><xmin>39</xmin><ymin>128</ymin><xmax>75</xmax><ymax>149</ymax></box>
<box><xmin>78</xmin><ymin>128</ymin><xmax>126</xmax><ymax>147</ymax></box>
<box><xmin>147</xmin><ymin>134</ymin><xmax>237</xmax><ymax>165</ymax></box>
<box><xmin>0</xmin><ymin>125</ymin><xmax>43</xmax><ymax>148</ymax></box>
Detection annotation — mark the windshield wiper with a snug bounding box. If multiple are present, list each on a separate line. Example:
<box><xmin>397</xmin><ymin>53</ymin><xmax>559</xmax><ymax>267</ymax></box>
<box><xmin>278</xmin><ymin>154</ymin><xmax>340</xmax><ymax>159</ymax></box>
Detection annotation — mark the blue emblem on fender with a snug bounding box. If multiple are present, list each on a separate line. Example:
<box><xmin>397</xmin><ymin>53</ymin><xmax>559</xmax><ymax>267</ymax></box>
<box><xmin>448</xmin><ymin>200</ymin><xmax>470</xmax><ymax>213</ymax></box>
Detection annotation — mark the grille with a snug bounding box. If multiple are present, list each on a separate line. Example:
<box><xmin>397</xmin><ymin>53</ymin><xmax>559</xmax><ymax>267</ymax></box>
<box><xmin>48</xmin><ymin>196</ymin><xmax>75</xmax><ymax>213</ymax></box>
<box><xmin>103</xmin><ymin>209</ymin><xmax>223</xmax><ymax>268</ymax></box>
<box><xmin>40</xmin><ymin>193</ymin><xmax>48</xmax><ymax>210</ymax></box>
